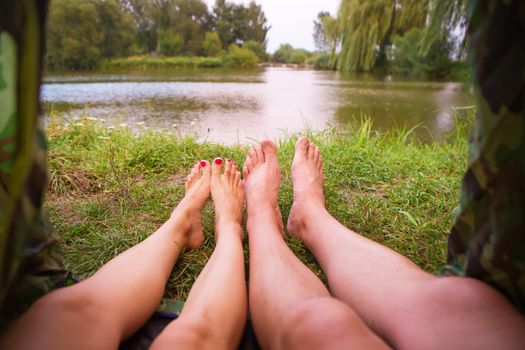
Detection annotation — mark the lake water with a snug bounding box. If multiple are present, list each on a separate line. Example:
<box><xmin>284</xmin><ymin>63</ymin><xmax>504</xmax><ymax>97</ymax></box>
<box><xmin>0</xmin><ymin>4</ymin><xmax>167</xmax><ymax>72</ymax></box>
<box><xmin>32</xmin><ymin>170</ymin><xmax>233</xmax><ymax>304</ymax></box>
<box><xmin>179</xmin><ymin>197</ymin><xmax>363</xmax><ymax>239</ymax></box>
<box><xmin>42</xmin><ymin>68</ymin><xmax>474</xmax><ymax>144</ymax></box>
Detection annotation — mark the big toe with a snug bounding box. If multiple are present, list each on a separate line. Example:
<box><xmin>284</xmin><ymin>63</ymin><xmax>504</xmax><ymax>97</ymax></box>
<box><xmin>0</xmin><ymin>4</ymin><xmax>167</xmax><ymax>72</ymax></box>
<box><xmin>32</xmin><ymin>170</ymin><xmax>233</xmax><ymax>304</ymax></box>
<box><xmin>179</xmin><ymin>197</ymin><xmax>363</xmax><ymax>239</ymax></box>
<box><xmin>295</xmin><ymin>137</ymin><xmax>309</xmax><ymax>159</ymax></box>
<box><xmin>261</xmin><ymin>140</ymin><xmax>278</xmax><ymax>164</ymax></box>
<box><xmin>212</xmin><ymin>157</ymin><xmax>223</xmax><ymax>177</ymax></box>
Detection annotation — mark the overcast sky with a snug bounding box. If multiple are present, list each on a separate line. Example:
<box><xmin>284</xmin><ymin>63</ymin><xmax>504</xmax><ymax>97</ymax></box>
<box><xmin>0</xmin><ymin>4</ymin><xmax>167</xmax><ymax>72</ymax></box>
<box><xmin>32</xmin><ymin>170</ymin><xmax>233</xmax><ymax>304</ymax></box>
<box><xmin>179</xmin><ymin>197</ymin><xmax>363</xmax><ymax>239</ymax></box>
<box><xmin>203</xmin><ymin>0</ymin><xmax>341</xmax><ymax>52</ymax></box>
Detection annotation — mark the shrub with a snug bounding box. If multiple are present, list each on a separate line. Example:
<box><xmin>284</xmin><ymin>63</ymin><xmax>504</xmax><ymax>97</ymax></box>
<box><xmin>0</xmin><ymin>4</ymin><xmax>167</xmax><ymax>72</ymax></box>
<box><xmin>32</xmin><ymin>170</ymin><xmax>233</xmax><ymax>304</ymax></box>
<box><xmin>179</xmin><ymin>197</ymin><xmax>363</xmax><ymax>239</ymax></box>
<box><xmin>273</xmin><ymin>43</ymin><xmax>294</xmax><ymax>63</ymax></box>
<box><xmin>195</xmin><ymin>57</ymin><xmax>223</xmax><ymax>68</ymax></box>
<box><xmin>273</xmin><ymin>44</ymin><xmax>311</xmax><ymax>65</ymax></box>
<box><xmin>159</xmin><ymin>32</ymin><xmax>184</xmax><ymax>57</ymax></box>
<box><xmin>223</xmin><ymin>45</ymin><xmax>259</xmax><ymax>67</ymax></box>
<box><xmin>391</xmin><ymin>28</ymin><xmax>454</xmax><ymax>78</ymax></box>
<box><xmin>243</xmin><ymin>40</ymin><xmax>267</xmax><ymax>61</ymax></box>
<box><xmin>203</xmin><ymin>32</ymin><xmax>222</xmax><ymax>57</ymax></box>
<box><xmin>307</xmin><ymin>53</ymin><xmax>332</xmax><ymax>70</ymax></box>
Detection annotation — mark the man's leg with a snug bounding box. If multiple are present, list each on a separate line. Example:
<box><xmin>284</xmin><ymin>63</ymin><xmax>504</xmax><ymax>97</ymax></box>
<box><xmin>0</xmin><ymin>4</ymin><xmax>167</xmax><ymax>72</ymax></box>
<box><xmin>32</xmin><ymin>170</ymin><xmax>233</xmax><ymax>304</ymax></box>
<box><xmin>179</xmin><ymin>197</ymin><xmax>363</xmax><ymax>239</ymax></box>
<box><xmin>0</xmin><ymin>161</ymin><xmax>212</xmax><ymax>349</ymax></box>
<box><xmin>151</xmin><ymin>158</ymin><xmax>247</xmax><ymax>350</ymax></box>
<box><xmin>244</xmin><ymin>141</ymin><xmax>389</xmax><ymax>350</ymax></box>
<box><xmin>287</xmin><ymin>137</ymin><xmax>525</xmax><ymax>350</ymax></box>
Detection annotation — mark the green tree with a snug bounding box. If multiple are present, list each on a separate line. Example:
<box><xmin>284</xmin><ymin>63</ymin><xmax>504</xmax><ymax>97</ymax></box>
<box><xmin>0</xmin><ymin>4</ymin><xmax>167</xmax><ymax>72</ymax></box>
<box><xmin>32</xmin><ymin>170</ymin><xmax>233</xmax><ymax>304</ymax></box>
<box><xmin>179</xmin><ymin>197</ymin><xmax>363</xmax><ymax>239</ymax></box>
<box><xmin>392</xmin><ymin>27</ymin><xmax>453</xmax><ymax>78</ymax></box>
<box><xmin>335</xmin><ymin>0</ymin><xmax>466</xmax><ymax>73</ymax></box>
<box><xmin>121</xmin><ymin>0</ymin><xmax>155</xmax><ymax>53</ymax></box>
<box><xmin>46</xmin><ymin>0</ymin><xmax>104</xmax><ymax>70</ymax></box>
<box><xmin>313</xmin><ymin>11</ymin><xmax>339</xmax><ymax>69</ymax></box>
<box><xmin>159</xmin><ymin>31</ymin><xmax>184</xmax><ymax>56</ymax></box>
<box><xmin>272</xmin><ymin>44</ymin><xmax>311</xmax><ymax>65</ymax></box>
<box><xmin>240</xmin><ymin>2</ymin><xmax>270</xmax><ymax>46</ymax></box>
<box><xmin>243</xmin><ymin>40</ymin><xmax>266</xmax><ymax>61</ymax></box>
<box><xmin>96</xmin><ymin>0</ymin><xmax>134</xmax><ymax>58</ymax></box>
<box><xmin>421</xmin><ymin>0</ymin><xmax>468</xmax><ymax>59</ymax></box>
<box><xmin>203</xmin><ymin>32</ymin><xmax>222</xmax><ymax>56</ymax></box>
<box><xmin>212</xmin><ymin>0</ymin><xmax>269</xmax><ymax>51</ymax></box>
<box><xmin>272</xmin><ymin>44</ymin><xmax>294</xmax><ymax>63</ymax></box>
<box><xmin>337</xmin><ymin>0</ymin><xmax>427</xmax><ymax>72</ymax></box>
<box><xmin>313</xmin><ymin>11</ymin><xmax>331</xmax><ymax>52</ymax></box>
<box><xmin>169</xmin><ymin>0</ymin><xmax>211</xmax><ymax>55</ymax></box>
<box><xmin>132</xmin><ymin>0</ymin><xmax>210</xmax><ymax>56</ymax></box>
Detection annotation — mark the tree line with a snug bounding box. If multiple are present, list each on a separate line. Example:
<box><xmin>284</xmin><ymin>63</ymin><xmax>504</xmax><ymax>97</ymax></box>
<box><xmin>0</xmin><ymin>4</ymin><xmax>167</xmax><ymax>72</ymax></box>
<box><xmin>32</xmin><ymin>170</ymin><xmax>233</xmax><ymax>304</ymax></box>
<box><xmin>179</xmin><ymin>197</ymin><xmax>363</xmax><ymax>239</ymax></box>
<box><xmin>46</xmin><ymin>0</ymin><xmax>270</xmax><ymax>70</ymax></box>
<box><xmin>312</xmin><ymin>0</ymin><xmax>469</xmax><ymax>78</ymax></box>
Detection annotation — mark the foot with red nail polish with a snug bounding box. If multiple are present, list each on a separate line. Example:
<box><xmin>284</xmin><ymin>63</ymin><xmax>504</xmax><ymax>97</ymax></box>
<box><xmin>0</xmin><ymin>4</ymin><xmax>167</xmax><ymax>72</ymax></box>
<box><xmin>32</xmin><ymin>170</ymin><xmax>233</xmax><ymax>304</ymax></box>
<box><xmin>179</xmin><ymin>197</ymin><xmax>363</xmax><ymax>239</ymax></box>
<box><xmin>211</xmin><ymin>157</ymin><xmax>244</xmax><ymax>241</ymax></box>
<box><xmin>287</xmin><ymin>137</ymin><xmax>326</xmax><ymax>240</ymax></box>
<box><xmin>177</xmin><ymin>160</ymin><xmax>211</xmax><ymax>249</ymax></box>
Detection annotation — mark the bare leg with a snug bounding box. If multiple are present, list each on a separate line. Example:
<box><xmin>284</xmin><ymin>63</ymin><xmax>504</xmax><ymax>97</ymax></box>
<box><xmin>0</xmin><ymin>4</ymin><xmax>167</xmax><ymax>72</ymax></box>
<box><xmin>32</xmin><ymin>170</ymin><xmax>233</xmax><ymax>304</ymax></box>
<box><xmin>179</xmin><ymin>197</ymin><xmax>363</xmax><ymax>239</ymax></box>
<box><xmin>151</xmin><ymin>158</ymin><xmax>247</xmax><ymax>350</ymax></box>
<box><xmin>1</xmin><ymin>161</ymin><xmax>212</xmax><ymax>350</ymax></box>
<box><xmin>244</xmin><ymin>141</ymin><xmax>389</xmax><ymax>350</ymax></box>
<box><xmin>287</xmin><ymin>137</ymin><xmax>525</xmax><ymax>350</ymax></box>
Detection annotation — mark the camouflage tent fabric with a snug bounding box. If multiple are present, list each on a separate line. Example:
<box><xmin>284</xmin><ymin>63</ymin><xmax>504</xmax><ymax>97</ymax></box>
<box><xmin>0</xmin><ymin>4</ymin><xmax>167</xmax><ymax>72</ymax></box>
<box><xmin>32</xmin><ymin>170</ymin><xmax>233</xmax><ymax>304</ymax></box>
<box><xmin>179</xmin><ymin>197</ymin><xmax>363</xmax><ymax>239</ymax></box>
<box><xmin>0</xmin><ymin>0</ymin><xmax>69</xmax><ymax>330</ymax></box>
<box><xmin>443</xmin><ymin>0</ymin><xmax>525</xmax><ymax>314</ymax></box>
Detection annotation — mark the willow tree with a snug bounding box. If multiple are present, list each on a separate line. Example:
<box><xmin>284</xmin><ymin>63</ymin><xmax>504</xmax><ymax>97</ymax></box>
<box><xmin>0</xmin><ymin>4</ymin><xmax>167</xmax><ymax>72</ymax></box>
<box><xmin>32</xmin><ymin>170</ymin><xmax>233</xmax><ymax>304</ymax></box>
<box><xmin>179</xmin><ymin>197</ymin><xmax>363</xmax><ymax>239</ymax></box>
<box><xmin>337</xmin><ymin>0</ymin><xmax>428</xmax><ymax>72</ymax></box>
<box><xmin>336</xmin><ymin>0</ymin><xmax>468</xmax><ymax>72</ymax></box>
<box><xmin>421</xmin><ymin>0</ymin><xmax>468</xmax><ymax>58</ymax></box>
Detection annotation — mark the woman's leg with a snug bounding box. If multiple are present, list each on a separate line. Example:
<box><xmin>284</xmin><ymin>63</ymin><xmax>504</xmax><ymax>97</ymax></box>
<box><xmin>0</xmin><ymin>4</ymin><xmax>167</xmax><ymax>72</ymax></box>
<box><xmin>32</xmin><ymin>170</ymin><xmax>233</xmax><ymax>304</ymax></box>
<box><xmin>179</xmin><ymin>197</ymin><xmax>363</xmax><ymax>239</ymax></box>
<box><xmin>151</xmin><ymin>158</ymin><xmax>247</xmax><ymax>350</ymax></box>
<box><xmin>1</xmin><ymin>161</ymin><xmax>212</xmax><ymax>350</ymax></box>
<box><xmin>244</xmin><ymin>141</ymin><xmax>389</xmax><ymax>350</ymax></box>
<box><xmin>287</xmin><ymin>137</ymin><xmax>525</xmax><ymax>350</ymax></box>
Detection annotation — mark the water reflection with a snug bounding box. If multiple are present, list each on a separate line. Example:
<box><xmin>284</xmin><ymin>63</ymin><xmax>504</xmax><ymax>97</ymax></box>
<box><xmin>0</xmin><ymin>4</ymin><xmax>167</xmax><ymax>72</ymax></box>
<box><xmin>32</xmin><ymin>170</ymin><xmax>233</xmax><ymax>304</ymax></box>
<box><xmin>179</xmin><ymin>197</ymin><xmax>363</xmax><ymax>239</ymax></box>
<box><xmin>42</xmin><ymin>68</ymin><xmax>474</xmax><ymax>144</ymax></box>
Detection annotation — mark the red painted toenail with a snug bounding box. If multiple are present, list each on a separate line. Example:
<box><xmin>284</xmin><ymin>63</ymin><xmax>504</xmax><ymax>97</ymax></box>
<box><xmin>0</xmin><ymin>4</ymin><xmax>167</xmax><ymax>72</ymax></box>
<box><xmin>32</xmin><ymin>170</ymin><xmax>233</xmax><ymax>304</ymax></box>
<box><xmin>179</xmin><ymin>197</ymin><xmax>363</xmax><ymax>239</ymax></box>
<box><xmin>227</xmin><ymin>159</ymin><xmax>232</xmax><ymax>162</ymax></box>
<box><xmin>200</xmin><ymin>161</ymin><xmax>206</xmax><ymax>167</ymax></box>
<box><xmin>215</xmin><ymin>158</ymin><xmax>223</xmax><ymax>165</ymax></box>
<box><xmin>234</xmin><ymin>162</ymin><xmax>237</xmax><ymax>165</ymax></box>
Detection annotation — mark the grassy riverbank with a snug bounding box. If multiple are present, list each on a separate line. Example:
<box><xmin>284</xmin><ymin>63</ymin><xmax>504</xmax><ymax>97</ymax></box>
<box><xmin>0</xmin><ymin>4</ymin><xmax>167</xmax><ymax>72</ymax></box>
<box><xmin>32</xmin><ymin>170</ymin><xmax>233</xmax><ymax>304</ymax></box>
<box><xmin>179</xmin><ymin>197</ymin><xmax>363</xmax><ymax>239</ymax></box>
<box><xmin>104</xmin><ymin>50</ymin><xmax>259</xmax><ymax>70</ymax></box>
<box><xmin>45</xmin><ymin>115</ymin><xmax>469</xmax><ymax>300</ymax></box>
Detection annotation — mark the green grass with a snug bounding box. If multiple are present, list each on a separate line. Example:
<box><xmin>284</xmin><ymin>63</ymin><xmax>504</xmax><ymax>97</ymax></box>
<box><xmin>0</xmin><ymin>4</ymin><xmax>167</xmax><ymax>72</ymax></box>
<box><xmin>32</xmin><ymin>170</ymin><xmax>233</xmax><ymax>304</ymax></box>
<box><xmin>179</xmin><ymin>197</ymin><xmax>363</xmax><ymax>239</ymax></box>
<box><xmin>103</xmin><ymin>56</ymin><xmax>225</xmax><ymax>70</ymax></box>
<box><xmin>103</xmin><ymin>53</ymin><xmax>260</xmax><ymax>70</ymax></box>
<box><xmin>45</xmin><ymin>115</ymin><xmax>469</xmax><ymax>300</ymax></box>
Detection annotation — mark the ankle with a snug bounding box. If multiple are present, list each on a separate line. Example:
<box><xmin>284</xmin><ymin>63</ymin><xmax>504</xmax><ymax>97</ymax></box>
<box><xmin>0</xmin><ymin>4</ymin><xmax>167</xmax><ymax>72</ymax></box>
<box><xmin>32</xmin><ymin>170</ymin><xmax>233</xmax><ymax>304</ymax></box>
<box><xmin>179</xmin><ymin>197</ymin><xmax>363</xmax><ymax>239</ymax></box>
<box><xmin>288</xmin><ymin>201</ymin><xmax>327</xmax><ymax>233</ymax></box>
<box><xmin>247</xmin><ymin>212</ymin><xmax>282</xmax><ymax>234</ymax></box>
<box><xmin>169</xmin><ymin>207</ymin><xmax>192</xmax><ymax>231</ymax></box>
<box><xmin>215</xmin><ymin>220</ymin><xmax>243</xmax><ymax>243</ymax></box>
<box><xmin>215</xmin><ymin>216</ymin><xmax>241</xmax><ymax>230</ymax></box>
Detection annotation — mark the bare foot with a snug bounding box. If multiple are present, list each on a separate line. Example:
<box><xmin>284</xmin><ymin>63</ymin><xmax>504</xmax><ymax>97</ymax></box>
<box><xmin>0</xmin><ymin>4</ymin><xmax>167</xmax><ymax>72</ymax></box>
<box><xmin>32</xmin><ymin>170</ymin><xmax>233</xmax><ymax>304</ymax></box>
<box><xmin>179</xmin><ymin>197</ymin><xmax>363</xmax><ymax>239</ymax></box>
<box><xmin>243</xmin><ymin>140</ymin><xmax>283</xmax><ymax>232</ymax></box>
<box><xmin>178</xmin><ymin>160</ymin><xmax>211</xmax><ymax>249</ymax></box>
<box><xmin>210</xmin><ymin>157</ymin><xmax>244</xmax><ymax>241</ymax></box>
<box><xmin>287</xmin><ymin>137</ymin><xmax>326</xmax><ymax>238</ymax></box>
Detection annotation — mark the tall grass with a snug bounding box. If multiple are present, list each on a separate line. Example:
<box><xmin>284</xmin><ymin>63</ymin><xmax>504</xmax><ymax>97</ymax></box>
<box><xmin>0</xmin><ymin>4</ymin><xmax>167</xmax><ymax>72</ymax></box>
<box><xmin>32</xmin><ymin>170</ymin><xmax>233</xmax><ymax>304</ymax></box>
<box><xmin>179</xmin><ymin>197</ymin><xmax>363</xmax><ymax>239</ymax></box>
<box><xmin>103</xmin><ymin>53</ymin><xmax>260</xmax><ymax>70</ymax></box>
<box><xmin>45</xmin><ymin>114</ymin><xmax>469</xmax><ymax>300</ymax></box>
<box><xmin>103</xmin><ymin>56</ymin><xmax>225</xmax><ymax>70</ymax></box>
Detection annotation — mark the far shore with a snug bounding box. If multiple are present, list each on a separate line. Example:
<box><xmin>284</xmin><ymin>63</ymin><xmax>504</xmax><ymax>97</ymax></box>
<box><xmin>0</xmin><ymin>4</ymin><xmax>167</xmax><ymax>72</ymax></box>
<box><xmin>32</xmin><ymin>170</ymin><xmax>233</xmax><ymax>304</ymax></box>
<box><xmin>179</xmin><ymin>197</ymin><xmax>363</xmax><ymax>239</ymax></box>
<box><xmin>257</xmin><ymin>62</ymin><xmax>315</xmax><ymax>69</ymax></box>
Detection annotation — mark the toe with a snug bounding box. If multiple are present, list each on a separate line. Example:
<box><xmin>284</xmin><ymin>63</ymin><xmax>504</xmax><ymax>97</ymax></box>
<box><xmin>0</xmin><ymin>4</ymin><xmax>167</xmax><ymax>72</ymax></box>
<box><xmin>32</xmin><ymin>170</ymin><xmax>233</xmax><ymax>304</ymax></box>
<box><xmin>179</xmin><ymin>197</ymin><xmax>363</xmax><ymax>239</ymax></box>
<box><xmin>314</xmin><ymin>146</ymin><xmax>321</xmax><ymax>164</ymax></box>
<box><xmin>255</xmin><ymin>144</ymin><xmax>265</xmax><ymax>163</ymax></box>
<box><xmin>232</xmin><ymin>161</ymin><xmax>238</xmax><ymax>174</ymax></box>
<box><xmin>308</xmin><ymin>142</ymin><xmax>316</xmax><ymax>159</ymax></box>
<box><xmin>234</xmin><ymin>171</ymin><xmax>241</xmax><ymax>187</ymax></box>
<box><xmin>245</xmin><ymin>154</ymin><xmax>253</xmax><ymax>171</ymax></box>
<box><xmin>261</xmin><ymin>140</ymin><xmax>277</xmax><ymax>164</ymax></box>
<box><xmin>243</xmin><ymin>165</ymin><xmax>249</xmax><ymax>177</ymax></box>
<box><xmin>200</xmin><ymin>160</ymin><xmax>211</xmax><ymax>180</ymax></box>
<box><xmin>192</xmin><ymin>163</ymin><xmax>201</xmax><ymax>180</ymax></box>
<box><xmin>225</xmin><ymin>158</ymin><xmax>233</xmax><ymax>175</ymax></box>
<box><xmin>248</xmin><ymin>148</ymin><xmax>258</xmax><ymax>166</ymax></box>
<box><xmin>295</xmin><ymin>136</ymin><xmax>309</xmax><ymax>157</ymax></box>
<box><xmin>212</xmin><ymin>157</ymin><xmax>223</xmax><ymax>177</ymax></box>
